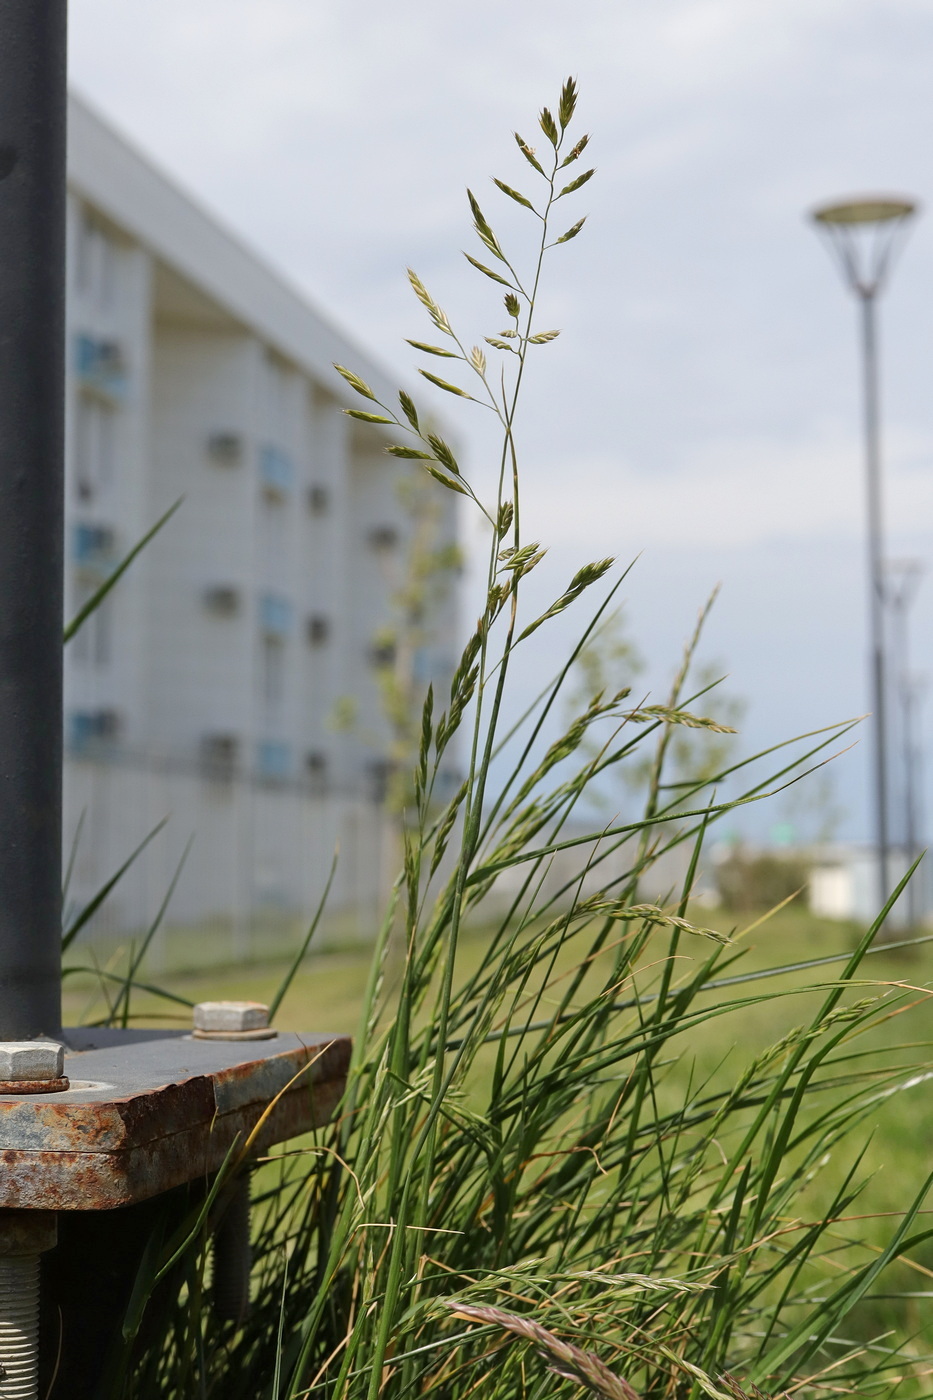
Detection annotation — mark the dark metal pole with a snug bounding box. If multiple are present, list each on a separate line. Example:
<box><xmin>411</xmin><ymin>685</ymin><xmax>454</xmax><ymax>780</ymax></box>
<box><xmin>0</xmin><ymin>1</ymin><xmax>67</xmax><ymax>1036</ymax></box>
<box><xmin>903</xmin><ymin>679</ymin><xmax>920</xmax><ymax>926</ymax></box>
<box><xmin>860</xmin><ymin>290</ymin><xmax>890</xmax><ymax>916</ymax></box>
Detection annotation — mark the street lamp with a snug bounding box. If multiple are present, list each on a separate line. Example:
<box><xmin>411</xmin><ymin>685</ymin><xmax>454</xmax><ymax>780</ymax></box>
<box><xmin>809</xmin><ymin>194</ymin><xmax>919</xmax><ymax>912</ymax></box>
<box><xmin>885</xmin><ymin>557</ymin><xmax>925</xmax><ymax>926</ymax></box>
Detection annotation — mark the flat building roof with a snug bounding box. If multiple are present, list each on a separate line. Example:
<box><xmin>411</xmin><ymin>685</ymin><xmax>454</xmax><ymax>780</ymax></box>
<box><xmin>67</xmin><ymin>91</ymin><xmax>397</xmax><ymax>405</ymax></box>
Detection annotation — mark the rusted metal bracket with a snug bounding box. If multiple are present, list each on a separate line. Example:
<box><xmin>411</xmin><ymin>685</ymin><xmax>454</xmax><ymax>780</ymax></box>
<box><xmin>0</xmin><ymin>1028</ymin><xmax>351</xmax><ymax>1399</ymax></box>
<box><xmin>0</xmin><ymin>1028</ymin><xmax>350</xmax><ymax>1211</ymax></box>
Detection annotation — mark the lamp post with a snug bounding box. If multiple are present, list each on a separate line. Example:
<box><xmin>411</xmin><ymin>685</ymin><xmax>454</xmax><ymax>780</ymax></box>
<box><xmin>885</xmin><ymin>557</ymin><xmax>925</xmax><ymax>926</ymax></box>
<box><xmin>809</xmin><ymin>195</ymin><xmax>919</xmax><ymax>913</ymax></box>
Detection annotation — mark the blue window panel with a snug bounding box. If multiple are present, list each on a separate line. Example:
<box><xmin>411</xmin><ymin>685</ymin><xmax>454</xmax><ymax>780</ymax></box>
<box><xmin>74</xmin><ymin>523</ymin><xmax>95</xmax><ymax>562</ymax></box>
<box><xmin>258</xmin><ymin>741</ymin><xmax>291</xmax><ymax>779</ymax></box>
<box><xmin>73</xmin><ymin>521</ymin><xmax>115</xmax><ymax>564</ymax></box>
<box><xmin>74</xmin><ymin>333</ymin><xmax>126</xmax><ymax>400</ymax></box>
<box><xmin>259</xmin><ymin>445</ymin><xmax>293</xmax><ymax>495</ymax></box>
<box><xmin>260</xmin><ymin>593</ymin><xmax>292</xmax><ymax>636</ymax></box>
<box><xmin>412</xmin><ymin>647</ymin><xmax>433</xmax><ymax>683</ymax></box>
<box><xmin>72</xmin><ymin>523</ymin><xmax>117</xmax><ymax>583</ymax></box>
<box><xmin>69</xmin><ymin>712</ymin><xmax>97</xmax><ymax>752</ymax></box>
<box><xmin>75</xmin><ymin>334</ymin><xmax>100</xmax><ymax>376</ymax></box>
<box><xmin>68</xmin><ymin>709</ymin><xmax>119</xmax><ymax>751</ymax></box>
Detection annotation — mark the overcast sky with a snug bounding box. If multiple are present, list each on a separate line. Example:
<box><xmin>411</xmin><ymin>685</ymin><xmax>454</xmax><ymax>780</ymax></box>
<box><xmin>69</xmin><ymin>0</ymin><xmax>933</xmax><ymax>845</ymax></box>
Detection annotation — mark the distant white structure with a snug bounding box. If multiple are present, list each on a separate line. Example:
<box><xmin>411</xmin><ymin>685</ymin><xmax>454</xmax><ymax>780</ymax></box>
<box><xmin>63</xmin><ymin>95</ymin><xmax>460</xmax><ymax>952</ymax></box>
<box><xmin>808</xmin><ymin>845</ymin><xmax>930</xmax><ymax>928</ymax></box>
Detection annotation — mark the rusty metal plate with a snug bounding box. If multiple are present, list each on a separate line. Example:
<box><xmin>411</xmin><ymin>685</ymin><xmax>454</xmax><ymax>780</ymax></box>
<box><xmin>0</xmin><ymin>1029</ymin><xmax>350</xmax><ymax>1211</ymax></box>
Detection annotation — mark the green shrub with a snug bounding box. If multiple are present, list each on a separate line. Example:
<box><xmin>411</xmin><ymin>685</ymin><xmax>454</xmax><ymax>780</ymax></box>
<box><xmin>715</xmin><ymin>848</ymin><xmax>810</xmax><ymax>914</ymax></box>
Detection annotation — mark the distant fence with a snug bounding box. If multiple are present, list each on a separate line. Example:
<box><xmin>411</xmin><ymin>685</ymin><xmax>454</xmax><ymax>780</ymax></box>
<box><xmin>63</xmin><ymin>754</ymin><xmax>395</xmax><ymax>963</ymax></box>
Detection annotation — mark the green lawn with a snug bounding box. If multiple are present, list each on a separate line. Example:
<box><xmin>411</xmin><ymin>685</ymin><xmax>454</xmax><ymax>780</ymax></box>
<box><xmin>66</xmin><ymin>906</ymin><xmax>933</xmax><ymax>1202</ymax></box>
<box><xmin>64</xmin><ymin>903</ymin><xmax>933</xmax><ymax>1360</ymax></box>
<box><xmin>65</xmin><ymin>901</ymin><xmax>933</xmax><ymax>1065</ymax></box>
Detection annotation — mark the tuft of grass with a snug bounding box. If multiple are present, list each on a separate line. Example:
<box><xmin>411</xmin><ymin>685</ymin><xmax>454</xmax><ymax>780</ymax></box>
<box><xmin>71</xmin><ymin>81</ymin><xmax>933</xmax><ymax>1399</ymax></box>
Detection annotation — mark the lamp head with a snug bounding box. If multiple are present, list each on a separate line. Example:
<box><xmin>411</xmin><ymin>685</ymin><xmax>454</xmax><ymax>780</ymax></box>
<box><xmin>809</xmin><ymin>193</ymin><xmax>920</xmax><ymax>296</ymax></box>
<box><xmin>812</xmin><ymin>196</ymin><xmax>917</xmax><ymax>227</ymax></box>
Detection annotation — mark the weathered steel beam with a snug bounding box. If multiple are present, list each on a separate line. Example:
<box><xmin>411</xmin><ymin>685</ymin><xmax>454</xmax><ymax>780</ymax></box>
<box><xmin>0</xmin><ymin>0</ymin><xmax>67</xmax><ymax>1038</ymax></box>
<box><xmin>0</xmin><ymin>1029</ymin><xmax>351</xmax><ymax>1210</ymax></box>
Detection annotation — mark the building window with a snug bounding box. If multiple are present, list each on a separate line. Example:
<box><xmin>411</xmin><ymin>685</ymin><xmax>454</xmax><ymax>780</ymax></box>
<box><xmin>259</xmin><ymin>494</ymin><xmax>287</xmax><ymax>562</ymax></box>
<box><xmin>262</xmin><ymin>351</ymin><xmax>290</xmax><ymax>424</ymax></box>
<box><xmin>413</xmin><ymin>647</ymin><xmax>432</xmax><ymax>683</ymax></box>
<box><xmin>69</xmin><ymin>708</ymin><xmax>121</xmax><ymax>753</ymax></box>
<box><xmin>74</xmin><ymin>208</ymin><xmax>116</xmax><ymax>308</ymax></box>
<box><xmin>306</xmin><ymin>614</ymin><xmax>330</xmax><ymax>646</ymax></box>
<box><xmin>435</xmin><ymin>766</ymin><xmax>461</xmax><ymax>793</ymax></box>
<box><xmin>74</xmin><ymin>334</ymin><xmax>126</xmax><ymax>401</ymax></box>
<box><xmin>259</xmin><ymin>444</ymin><xmax>293</xmax><ymax>498</ymax></box>
<box><xmin>72</xmin><ymin>521</ymin><xmax>117</xmax><ymax>570</ymax></box>
<box><xmin>261</xmin><ymin>636</ymin><xmax>286</xmax><ymax>707</ymax></box>
<box><xmin>257</xmin><ymin>740</ymin><xmax>291</xmax><ymax>782</ymax></box>
<box><xmin>71</xmin><ymin>579</ymin><xmax>113</xmax><ymax>668</ymax></box>
<box><xmin>74</xmin><ymin>392</ymin><xmax>115</xmax><ymax>502</ymax></box>
<box><xmin>260</xmin><ymin>593</ymin><xmax>292</xmax><ymax>637</ymax></box>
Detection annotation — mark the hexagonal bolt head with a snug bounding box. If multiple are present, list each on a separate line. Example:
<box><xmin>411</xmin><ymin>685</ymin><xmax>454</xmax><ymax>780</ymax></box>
<box><xmin>193</xmin><ymin>1001</ymin><xmax>269</xmax><ymax>1034</ymax></box>
<box><xmin>0</xmin><ymin>1041</ymin><xmax>65</xmax><ymax>1082</ymax></box>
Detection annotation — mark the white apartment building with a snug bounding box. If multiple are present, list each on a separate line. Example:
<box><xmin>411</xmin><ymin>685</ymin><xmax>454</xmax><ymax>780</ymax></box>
<box><xmin>63</xmin><ymin>95</ymin><xmax>460</xmax><ymax>954</ymax></box>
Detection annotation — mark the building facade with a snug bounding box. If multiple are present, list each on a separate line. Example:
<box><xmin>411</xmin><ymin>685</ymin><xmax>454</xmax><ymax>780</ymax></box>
<box><xmin>63</xmin><ymin>95</ymin><xmax>460</xmax><ymax>953</ymax></box>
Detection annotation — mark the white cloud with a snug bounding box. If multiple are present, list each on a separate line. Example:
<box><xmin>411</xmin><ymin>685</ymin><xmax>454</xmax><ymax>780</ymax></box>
<box><xmin>525</xmin><ymin>425</ymin><xmax>933</xmax><ymax>552</ymax></box>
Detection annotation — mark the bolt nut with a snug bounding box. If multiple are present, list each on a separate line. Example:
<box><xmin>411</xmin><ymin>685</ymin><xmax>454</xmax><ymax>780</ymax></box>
<box><xmin>0</xmin><ymin>1211</ymin><xmax>57</xmax><ymax>1256</ymax></box>
<box><xmin>0</xmin><ymin>1042</ymin><xmax>64</xmax><ymax>1082</ymax></box>
<box><xmin>193</xmin><ymin>1002</ymin><xmax>270</xmax><ymax>1034</ymax></box>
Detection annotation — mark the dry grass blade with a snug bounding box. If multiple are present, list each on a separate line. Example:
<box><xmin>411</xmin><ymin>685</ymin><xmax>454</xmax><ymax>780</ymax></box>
<box><xmin>719</xmin><ymin>1373</ymin><xmax>789</xmax><ymax>1400</ymax></box>
<box><xmin>445</xmin><ymin>1302</ymin><xmax>642</xmax><ymax>1400</ymax></box>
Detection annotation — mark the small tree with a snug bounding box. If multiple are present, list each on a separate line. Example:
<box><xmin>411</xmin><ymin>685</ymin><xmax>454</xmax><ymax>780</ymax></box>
<box><xmin>367</xmin><ymin>470</ymin><xmax>463</xmax><ymax>819</ymax></box>
<box><xmin>569</xmin><ymin>600</ymin><xmax>744</xmax><ymax>818</ymax></box>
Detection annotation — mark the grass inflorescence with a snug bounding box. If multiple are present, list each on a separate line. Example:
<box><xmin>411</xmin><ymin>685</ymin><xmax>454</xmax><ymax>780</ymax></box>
<box><xmin>68</xmin><ymin>81</ymin><xmax>933</xmax><ymax>1400</ymax></box>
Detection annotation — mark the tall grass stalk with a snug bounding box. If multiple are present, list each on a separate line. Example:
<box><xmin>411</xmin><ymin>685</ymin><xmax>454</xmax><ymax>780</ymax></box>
<box><xmin>91</xmin><ymin>82</ymin><xmax>933</xmax><ymax>1399</ymax></box>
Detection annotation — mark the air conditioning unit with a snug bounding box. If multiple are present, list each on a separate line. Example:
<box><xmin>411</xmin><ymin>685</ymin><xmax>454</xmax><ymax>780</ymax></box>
<box><xmin>368</xmin><ymin>525</ymin><xmax>398</xmax><ymax>550</ymax></box>
<box><xmin>368</xmin><ymin>639</ymin><xmax>396</xmax><ymax>669</ymax></box>
<box><xmin>203</xmin><ymin>585</ymin><xmax>241</xmax><ymax>616</ymax></box>
<box><xmin>200</xmin><ymin>733</ymin><xmax>239</xmax><ymax>777</ymax></box>
<box><xmin>95</xmin><ymin>709</ymin><xmax>121</xmax><ymax>739</ymax></box>
<box><xmin>305</xmin><ymin>750</ymin><xmax>328</xmax><ymax>792</ymax></box>
<box><xmin>207</xmin><ymin>432</ymin><xmax>243</xmax><ymax>464</ymax></box>
<box><xmin>366</xmin><ymin>758</ymin><xmax>394</xmax><ymax>803</ymax></box>
<box><xmin>306</xmin><ymin>614</ymin><xmax>330</xmax><ymax>645</ymax></box>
